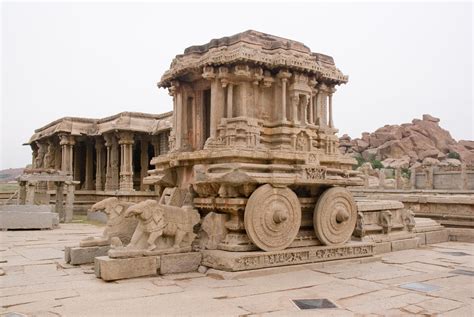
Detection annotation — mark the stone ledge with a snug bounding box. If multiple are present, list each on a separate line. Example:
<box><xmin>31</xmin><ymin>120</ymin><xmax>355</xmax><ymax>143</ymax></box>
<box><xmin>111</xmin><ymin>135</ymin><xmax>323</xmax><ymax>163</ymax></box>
<box><xmin>0</xmin><ymin>211</ymin><xmax>58</xmax><ymax>230</ymax></box>
<box><xmin>65</xmin><ymin>245</ymin><xmax>110</xmax><ymax>265</ymax></box>
<box><xmin>160</xmin><ymin>252</ymin><xmax>202</xmax><ymax>275</ymax></box>
<box><xmin>391</xmin><ymin>237</ymin><xmax>419</xmax><ymax>252</ymax></box>
<box><xmin>202</xmin><ymin>242</ymin><xmax>374</xmax><ymax>272</ymax></box>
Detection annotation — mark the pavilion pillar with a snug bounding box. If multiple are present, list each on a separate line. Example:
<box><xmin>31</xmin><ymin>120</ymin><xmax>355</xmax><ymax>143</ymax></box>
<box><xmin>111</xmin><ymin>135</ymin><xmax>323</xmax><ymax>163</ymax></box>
<box><xmin>55</xmin><ymin>181</ymin><xmax>64</xmax><ymax>220</ymax></box>
<box><xmin>140</xmin><ymin>138</ymin><xmax>150</xmax><ymax>191</ymax></box>
<box><xmin>119</xmin><ymin>131</ymin><xmax>134</xmax><ymax>192</ymax></box>
<box><xmin>309</xmin><ymin>93</ymin><xmax>314</xmax><ymax>124</ymax></box>
<box><xmin>95</xmin><ymin>138</ymin><xmax>105</xmax><ymax>191</ymax></box>
<box><xmin>84</xmin><ymin>141</ymin><xmax>94</xmax><ymax>190</ymax></box>
<box><xmin>175</xmin><ymin>90</ymin><xmax>183</xmax><ymax>149</ymax></box>
<box><xmin>25</xmin><ymin>181</ymin><xmax>36</xmax><ymax>205</ymax></box>
<box><xmin>18</xmin><ymin>181</ymin><xmax>27</xmax><ymax>205</ymax></box>
<box><xmin>65</xmin><ymin>181</ymin><xmax>75</xmax><ymax>222</ymax></box>
<box><xmin>59</xmin><ymin>134</ymin><xmax>75</xmax><ymax>175</ymax></box>
<box><xmin>104</xmin><ymin>134</ymin><xmax>119</xmax><ymax>191</ymax></box>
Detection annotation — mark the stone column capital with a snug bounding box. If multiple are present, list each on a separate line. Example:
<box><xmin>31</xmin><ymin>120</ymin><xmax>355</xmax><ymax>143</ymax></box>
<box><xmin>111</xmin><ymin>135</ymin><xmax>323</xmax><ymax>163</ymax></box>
<box><xmin>118</xmin><ymin>131</ymin><xmax>134</xmax><ymax>145</ymax></box>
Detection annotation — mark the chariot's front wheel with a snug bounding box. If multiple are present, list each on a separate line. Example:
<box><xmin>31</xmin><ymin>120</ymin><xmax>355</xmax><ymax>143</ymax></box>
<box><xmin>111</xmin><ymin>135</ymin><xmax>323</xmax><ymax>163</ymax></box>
<box><xmin>244</xmin><ymin>184</ymin><xmax>301</xmax><ymax>252</ymax></box>
<box><xmin>313</xmin><ymin>187</ymin><xmax>357</xmax><ymax>245</ymax></box>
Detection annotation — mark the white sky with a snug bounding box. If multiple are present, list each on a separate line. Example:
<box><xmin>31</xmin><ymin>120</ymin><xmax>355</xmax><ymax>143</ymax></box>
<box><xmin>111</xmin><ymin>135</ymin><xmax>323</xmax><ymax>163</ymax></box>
<box><xmin>1</xmin><ymin>1</ymin><xmax>473</xmax><ymax>169</ymax></box>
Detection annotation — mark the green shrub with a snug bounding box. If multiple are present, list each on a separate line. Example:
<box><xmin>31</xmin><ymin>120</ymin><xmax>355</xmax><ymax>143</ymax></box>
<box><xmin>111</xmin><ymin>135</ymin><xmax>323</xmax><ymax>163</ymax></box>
<box><xmin>371</xmin><ymin>160</ymin><xmax>384</xmax><ymax>169</ymax></box>
<box><xmin>447</xmin><ymin>152</ymin><xmax>461</xmax><ymax>160</ymax></box>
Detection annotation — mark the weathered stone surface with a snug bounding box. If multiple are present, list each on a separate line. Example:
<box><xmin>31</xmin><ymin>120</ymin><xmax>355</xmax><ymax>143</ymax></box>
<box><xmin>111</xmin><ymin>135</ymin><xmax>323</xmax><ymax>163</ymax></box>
<box><xmin>0</xmin><ymin>210</ymin><xmax>58</xmax><ymax>230</ymax></box>
<box><xmin>391</xmin><ymin>238</ymin><xmax>419</xmax><ymax>252</ymax></box>
<box><xmin>94</xmin><ymin>255</ymin><xmax>160</xmax><ymax>281</ymax></box>
<box><xmin>425</xmin><ymin>230</ymin><xmax>449</xmax><ymax>244</ymax></box>
<box><xmin>65</xmin><ymin>245</ymin><xmax>110</xmax><ymax>265</ymax></box>
<box><xmin>160</xmin><ymin>252</ymin><xmax>202</xmax><ymax>275</ymax></box>
<box><xmin>202</xmin><ymin>243</ymin><xmax>374</xmax><ymax>272</ymax></box>
<box><xmin>374</xmin><ymin>242</ymin><xmax>392</xmax><ymax>254</ymax></box>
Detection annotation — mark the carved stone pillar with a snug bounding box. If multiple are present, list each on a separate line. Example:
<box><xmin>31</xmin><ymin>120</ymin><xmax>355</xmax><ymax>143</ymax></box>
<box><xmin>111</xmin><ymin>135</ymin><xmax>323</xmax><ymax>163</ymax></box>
<box><xmin>319</xmin><ymin>84</ymin><xmax>328</xmax><ymax>127</ymax></box>
<box><xmin>410</xmin><ymin>167</ymin><xmax>417</xmax><ymax>189</ymax></box>
<box><xmin>210</xmin><ymin>78</ymin><xmax>225</xmax><ymax>138</ymax></box>
<box><xmin>65</xmin><ymin>182</ymin><xmax>75</xmax><ymax>222</ymax></box>
<box><xmin>73</xmin><ymin>145</ymin><xmax>81</xmax><ymax>188</ymax></box>
<box><xmin>291</xmin><ymin>95</ymin><xmax>299</xmax><ymax>124</ymax></box>
<box><xmin>25</xmin><ymin>181</ymin><xmax>36</xmax><ymax>205</ymax></box>
<box><xmin>227</xmin><ymin>83</ymin><xmax>234</xmax><ymax>118</ymax></box>
<box><xmin>35</xmin><ymin>141</ymin><xmax>46</xmax><ymax>169</ymax></box>
<box><xmin>395</xmin><ymin>168</ymin><xmax>403</xmax><ymax>189</ymax></box>
<box><xmin>176</xmin><ymin>90</ymin><xmax>183</xmax><ymax>149</ymax></box>
<box><xmin>59</xmin><ymin>134</ymin><xmax>75</xmax><ymax>175</ymax></box>
<box><xmin>104</xmin><ymin>134</ymin><xmax>119</xmax><ymax>191</ymax></box>
<box><xmin>55</xmin><ymin>182</ymin><xmax>64</xmax><ymax>220</ymax></box>
<box><xmin>19</xmin><ymin>181</ymin><xmax>27</xmax><ymax>205</ymax></box>
<box><xmin>277</xmin><ymin>70</ymin><xmax>291</xmax><ymax>122</ymax></box>
<box><xmin>140</xmin><ymin>138</ymin><xmax>150</xmax><ymax>191</ymax></box>
<box><xmin>95</xmin><ymin>138</ymin><xmax>105</xmax><ymax>191</ymax></box>
<box><xmin>425</xmin><ymin>167</ymin><xmax>434</xmax><ymax>189</ymax></box>
<box><xmin>152</xmin><ymin>138</ymin><xmax>160</xmax><ymax>157</ymax></box>
<box><xmin>378</xmin><ymin>170</ymin><xmax>385</xmax><ymax>189</ymax></box>
<box><xmin>328</xmin><ymin>87</ymin><xmax>336</xmax><ymax>128</ymax></box>
<box><xmin>461</xmin><ymin>163</ymin><xmax>468</xmax><ymax>190</ymax></box>
<box><xmin>119</xmin><ymin>131</ymin><xmax>134</xmax><ymax>192</ymax></box>
<box><xmin>84</xmin><ymin>141</ymin><xmax>94</xmax><ymax>190</ymax></box>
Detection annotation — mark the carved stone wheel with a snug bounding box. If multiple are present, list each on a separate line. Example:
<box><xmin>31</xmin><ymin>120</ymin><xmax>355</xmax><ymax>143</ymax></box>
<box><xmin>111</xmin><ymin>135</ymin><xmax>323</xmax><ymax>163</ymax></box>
<box><xmin>313</xmin><ymin>187</ymin><xmax>357</xmax><ymax>246</ymax></box>
<box><xmin>244</xmin><ymin>184</ymin><xmax>301</xmax><ymax>252</ymax></box>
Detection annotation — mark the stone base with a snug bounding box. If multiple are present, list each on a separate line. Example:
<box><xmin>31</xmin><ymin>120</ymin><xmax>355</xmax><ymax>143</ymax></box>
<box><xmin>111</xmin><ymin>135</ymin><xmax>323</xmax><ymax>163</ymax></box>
<box><xmin>448</xmin><ymin>228</ymin><xmax>474</xmax><ymax>242</ymax></box>
<box><xmin>391</xmin><ymin>237</ymin><xmax>419</xmax><ymax>251</ymax></box>
<box><xmin>95</xmin><ymin>256</ymin><xmax>160</xmax><ymax>281</ymax></box>
<box><xmin>65</xmin><ymin>245</ymin><xmax>110</xmax><ymax>265</ymax></box>
<box><xmin>0</xmin><ymin>210</ymin><xmax>59</xmax><ymax>230</ymax></box>
<box><xmin>202</xmin><ymin>242</ymin><xmax>374</xmax><ymax>272</ymax></box>
<box><xmin>414</xmin><ymin>217</ymin><xmax>449</xmax><ymax>245</ymax></box>
<box><xmin>95</xmin><ymin>251</ymin><xmax>202</xmax><ymax>281</ymax></box>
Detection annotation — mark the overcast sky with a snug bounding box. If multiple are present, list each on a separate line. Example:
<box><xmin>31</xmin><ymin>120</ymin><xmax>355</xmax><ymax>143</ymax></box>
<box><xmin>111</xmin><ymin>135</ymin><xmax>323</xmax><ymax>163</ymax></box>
<box><xmin>1</xmin><ymin>1</ymin><xmax>473</xmax><ymax>169</ymax></box>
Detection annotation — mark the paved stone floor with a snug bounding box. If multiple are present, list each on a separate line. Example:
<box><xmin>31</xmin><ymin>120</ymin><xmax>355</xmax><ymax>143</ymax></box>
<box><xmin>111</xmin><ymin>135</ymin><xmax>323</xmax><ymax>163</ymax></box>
<box><xmin>0</xmin><ymin>224</ymin><xmax>473</xmax><ymax>316</ymax></box>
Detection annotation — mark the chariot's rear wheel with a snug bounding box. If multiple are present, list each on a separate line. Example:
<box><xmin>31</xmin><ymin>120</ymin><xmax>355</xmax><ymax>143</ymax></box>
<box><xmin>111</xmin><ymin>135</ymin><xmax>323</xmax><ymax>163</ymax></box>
<box><xmin>313</xmin><ymin>187</ymin><xmax>357</xmax><ymax>245</ymax></box>
<box><xmin>244</xmin><ymin>184</ymin><xmax>301</xmax><ymax>251</ymax></box>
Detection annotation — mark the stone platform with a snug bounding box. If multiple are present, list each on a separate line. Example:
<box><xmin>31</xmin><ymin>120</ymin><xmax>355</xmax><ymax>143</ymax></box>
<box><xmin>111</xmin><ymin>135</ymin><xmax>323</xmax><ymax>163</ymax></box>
<box><xmin>0</xmin><ymin>205</ymin><xmax>59</xmax><ymax>230</ymax></box>
<box><xmin>95</xmin><ymin>251</ymin><xmax>202</xmax><ymax>281</ymax></box>
<box><xmin>65</xmin><ymin>245</ymin><xmax>110</xmax><ymax>265</ymax></box>
<box><xmin>202</xmin><ymin>242</ymin><xmax>374</xmax><ymax>272</ymax></box>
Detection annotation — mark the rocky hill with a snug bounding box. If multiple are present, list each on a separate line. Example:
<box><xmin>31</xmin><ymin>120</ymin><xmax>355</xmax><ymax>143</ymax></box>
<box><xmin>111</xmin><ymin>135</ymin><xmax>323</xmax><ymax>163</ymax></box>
<box><xmin>339</xmin><ymin>114</ymin><xmax>474</xmax><ymax>169</ymax></box>
<box><xmin>0</xmin><ymin>168</ymin><xmax>24</xmax><ymax>183</ymax></box>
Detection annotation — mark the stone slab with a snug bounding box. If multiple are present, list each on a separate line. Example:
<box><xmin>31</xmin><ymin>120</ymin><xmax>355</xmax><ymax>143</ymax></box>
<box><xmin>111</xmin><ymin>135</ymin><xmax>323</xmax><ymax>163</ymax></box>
<box><xmin>425</xmin><ymin>230</ymin><xmax>449</xmax><ymax>244</ymax></box>
<box><xmin>65</xmin><ymin>245</ymin><xmax>110</xmax><ymax>265</ymax></box>
<box><xmin>391</xmin><ymin>238</ymin><xmax>419</xmax><ymax>252</ymax></box>
<box><xmin>202</xmin><ymin>242</ymin><xmax>374</xmax><ymax>272</ymax></box>
<box><xmin>415</xmin><ymin>232</ymin><xmax>426</xmax><ymax>245</ymax></box>
<box><xmin>0</xmin><ymin>211</ymin><xmax>58</xmax><ymax>230</ymax></box>
<box><xmin>94</xmin><ymin>255</ymin><xmax>160</xmax><ymax>281</ymax></box>
<box><xmin>448</xmin><ymin>228</ymin><xmax>474</xmax><ymax>242</ymax></box>
<box><xmin>160</xmin><ymin>252</ymin><xmax>202</xmax><ymax>275</ymax></box>
<box><xmin>356</xmin><ymin>200</ymin><xmax>404</xmax><ymax>211</ymax></box>
<box><xmin>374</xmin><ymin>242</ymin><xmax>392</xmax><ymax>254</ymax></box>
<box><xmin>0</xmin><ymin>205</ymin><xmax>53</xmax><ymax>212</ymax></box>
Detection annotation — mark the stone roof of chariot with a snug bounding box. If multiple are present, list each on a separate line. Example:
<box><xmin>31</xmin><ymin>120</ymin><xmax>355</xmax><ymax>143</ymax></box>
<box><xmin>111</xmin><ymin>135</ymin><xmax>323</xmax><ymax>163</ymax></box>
<box><xmin>159</xmin><ymin>30</ymin><xmax>348</xmax><ymax>87</ymax></box>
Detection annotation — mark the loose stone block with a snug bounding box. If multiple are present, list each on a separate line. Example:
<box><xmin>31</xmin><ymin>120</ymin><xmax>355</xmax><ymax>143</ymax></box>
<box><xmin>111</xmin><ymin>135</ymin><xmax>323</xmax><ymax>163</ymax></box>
<box><xmin>95</xmin><ymin>256</ymin><xmax>160</xmax><ymax>281</ymax></box>
<box><xmin>202</xmin><ymin>243</ymin><xmax>374</xmax><ymax>272</ymax></box>
<box><xmin>65</xmin><ymin>246</ymin><xmax>110</xmax><ymax>265</ymax></box>
<box><xmin>374</xmin><ymin>242</ymin><xmax>392</xmax><ymax>254</ymax></box>
<box><xmin>391</xmin><ymin>238</ymin><xmax>419</xmax><ymax>252</ymax></box>
<box><xmin>425</xmin><ymin>230</ymin><xmax>449</xmax><ymax>244</ymax></box>
<box><xmin>160</xmin><ymin>252</ymin><xmax>202</xmax><ymax>275</ymax></box>
<box><xmin>0</xmin><ymin>210</ymin><xmax>58</xmax><ymax>230</ymax></box>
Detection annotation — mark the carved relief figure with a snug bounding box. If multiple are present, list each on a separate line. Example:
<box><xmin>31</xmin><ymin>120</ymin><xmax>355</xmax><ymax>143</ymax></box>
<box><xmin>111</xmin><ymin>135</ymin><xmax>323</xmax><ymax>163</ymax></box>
<box><xmin>379</xmin><ymin>210</ymin><xmax>393</xmax><ymax>234</ymax></box>
<box><xmin>80</xmin><ymin>197</ymin><xmax>138</xmax><ymax>247</ymax></box>
<box><xmin>124</xmin><ymin>200</ymin><xmax>200</xmax><ymax>251</ymax></box>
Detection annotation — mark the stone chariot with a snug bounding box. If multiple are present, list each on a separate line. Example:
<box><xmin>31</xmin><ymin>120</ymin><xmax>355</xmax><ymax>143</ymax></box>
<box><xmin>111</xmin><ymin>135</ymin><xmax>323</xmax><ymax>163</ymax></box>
<box><xmin>145</xmin><ymin>30</ymin><xmax>364</xmax><ymax>254</ymax></box>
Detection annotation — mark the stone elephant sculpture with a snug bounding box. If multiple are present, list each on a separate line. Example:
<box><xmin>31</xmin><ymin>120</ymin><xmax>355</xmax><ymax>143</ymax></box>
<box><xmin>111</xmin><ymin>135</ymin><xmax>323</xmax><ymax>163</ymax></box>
<box><xmin>124</xmin><ymin>199</ymin><xmax>200</xmax><ymax>251</ymax></box>
<box><xmin>80</xmin><ymin>197</ymin><xmax>138</xmax><ymax>247</ymax></box>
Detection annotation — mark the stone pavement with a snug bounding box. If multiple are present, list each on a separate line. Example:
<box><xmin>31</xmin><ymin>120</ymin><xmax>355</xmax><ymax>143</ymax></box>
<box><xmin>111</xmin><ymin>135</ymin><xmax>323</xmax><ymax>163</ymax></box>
<box><xmin>0</xmin><ymin>224</ymin><xmax>473</xmax><ymax>316</ymax></box>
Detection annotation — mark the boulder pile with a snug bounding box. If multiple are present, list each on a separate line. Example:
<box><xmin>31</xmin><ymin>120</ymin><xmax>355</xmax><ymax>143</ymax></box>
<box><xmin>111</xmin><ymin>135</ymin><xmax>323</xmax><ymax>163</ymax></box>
<box><xmin>340</xmin><ymin>114</ymin><xmax>474</xmax><ymax>168</ymax></box>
